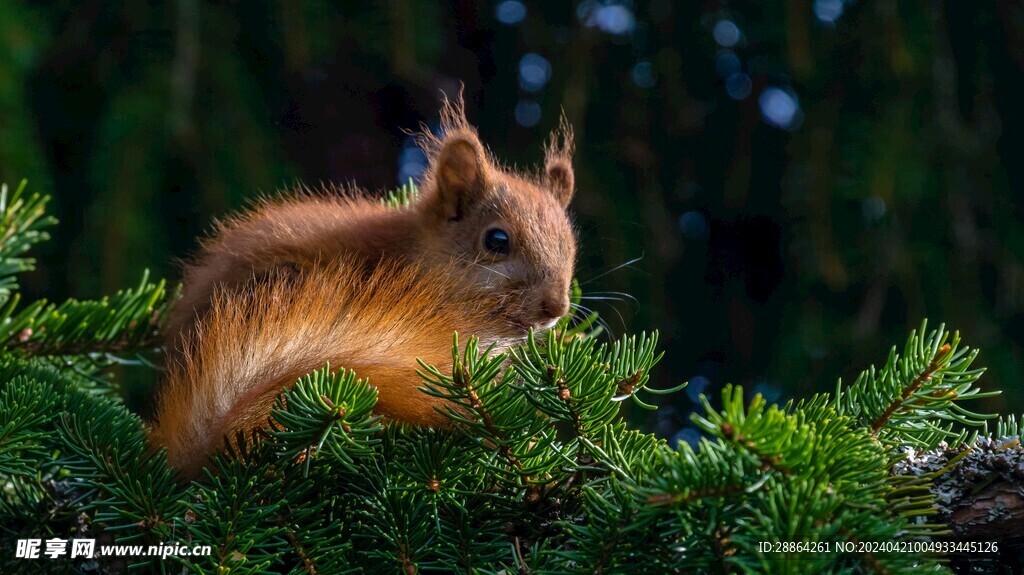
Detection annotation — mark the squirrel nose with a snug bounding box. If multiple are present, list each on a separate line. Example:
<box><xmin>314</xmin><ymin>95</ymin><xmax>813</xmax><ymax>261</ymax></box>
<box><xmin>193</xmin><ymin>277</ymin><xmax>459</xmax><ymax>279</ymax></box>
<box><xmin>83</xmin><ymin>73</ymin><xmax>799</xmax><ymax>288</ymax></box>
<box><xmin>541</xmin><ymin>294</ymin><xmax>570</xmax><ymax>321</ymax></box>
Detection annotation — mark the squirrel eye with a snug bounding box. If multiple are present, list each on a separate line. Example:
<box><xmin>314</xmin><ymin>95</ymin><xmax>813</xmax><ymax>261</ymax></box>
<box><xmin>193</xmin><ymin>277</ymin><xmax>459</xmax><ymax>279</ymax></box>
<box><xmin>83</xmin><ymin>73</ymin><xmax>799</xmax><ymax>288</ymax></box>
<box><xmin>483</xmin><ymin>228</ymin><xmax>511</xmax><ymax>255</ymax></box>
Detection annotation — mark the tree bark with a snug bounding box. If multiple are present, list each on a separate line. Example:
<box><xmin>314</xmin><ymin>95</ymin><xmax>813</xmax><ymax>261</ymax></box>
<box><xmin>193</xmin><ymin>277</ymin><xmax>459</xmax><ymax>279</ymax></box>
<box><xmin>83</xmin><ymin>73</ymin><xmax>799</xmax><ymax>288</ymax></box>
<box><xmin>891</xmin><ymin>436</ymin><xmax>1024</xmax><ymax>572</ymax></box>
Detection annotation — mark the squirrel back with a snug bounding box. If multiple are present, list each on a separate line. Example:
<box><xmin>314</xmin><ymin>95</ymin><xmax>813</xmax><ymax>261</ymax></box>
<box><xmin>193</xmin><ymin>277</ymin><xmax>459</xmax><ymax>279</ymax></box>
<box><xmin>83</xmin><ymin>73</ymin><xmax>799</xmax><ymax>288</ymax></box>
<box><xmin>165</xmin><ymin>99</ymin><xmax>578</xmax><ymax>350</ymax></box>
<box><xmin>152</xmin><ymin>97</ymin><xmax>580</xmax><ymax>475</ymax></box>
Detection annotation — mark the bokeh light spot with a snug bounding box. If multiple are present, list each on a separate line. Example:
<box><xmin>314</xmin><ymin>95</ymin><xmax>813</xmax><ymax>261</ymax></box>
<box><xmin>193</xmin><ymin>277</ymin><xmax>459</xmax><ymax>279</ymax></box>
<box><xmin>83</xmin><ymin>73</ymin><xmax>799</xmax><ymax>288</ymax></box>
<box><xmin>679</xmin><ymin>211</ymin><xmax>710</xmax><ymax>240</ymax></box>
<box><xmin>725</xmin><ymin>73</ymin><xmax>752</xmax><ymax>100</ymax></box>
<box><xmin>632</xmin><ymin>60</ymin><xmax>655</xmax><ymax>88</ymax></box>
<box><xmin>576</xmin><ymin>0</ymin><xmax>598</xmax><ymax>24</ymax></box>
<box><xmin>397</xmin><ymin>137</ymin><xmax>429</xmax><ymax>183</ymax></box>
<box><xmin>758</xmin><ymin>87</ymin><xmax>801</xmax><ymax>130</ymax></box>
<box><xmin>514</xmin><ymin>99</ymin><xmax>542</xmax><ymax>127</ymax></box>
<box><xmin>685</xmin><ymin>375</ymin><xmax>711</xmax><ymax>402</ymax></box>
<box><xmin>578</xmin><ymin>2</ymin><xmax>636</xmax><ymax>35</ymax></box>
<box><xmin>672</xmin><ymin>428</ymin><xmax>701</xmax><ymax>449</ymax></box>
<box><xmin>715</xmin><ymin>50</ymin><xmax>741</xmax><ymax>78</ymax></box>
<box><xmin>713</xmin><ymin>19</ymin><xmax>741</xmax><ymax>48</ymax></box>
<box><xmin>862</xmin><ymin>196</ymin><xmax>887</xmax><ymax>222</ymax></box>
<box><xmin>495</xmin><ymin>0</ymin><xmax>527</xmax><ymax>25</ymax></box>
<box><xmin>752</xmin><ymin>380</ymin><xmax>782</xmax><ymax>404</ymax></box>
<box><xmin>813</xmin><ymin>0</ymin><xmax>844</xmax><ymax>23</ymax></box>
<box><xmin>518</xmin><ymin>52</ymin><xmax>552</xmax><ymax>93</ymax></box>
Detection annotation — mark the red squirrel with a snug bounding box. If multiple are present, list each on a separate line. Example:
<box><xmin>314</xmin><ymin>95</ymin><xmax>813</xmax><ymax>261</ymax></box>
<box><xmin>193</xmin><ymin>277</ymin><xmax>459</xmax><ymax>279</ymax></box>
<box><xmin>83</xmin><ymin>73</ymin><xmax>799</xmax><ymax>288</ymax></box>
<box><xmin>150</xmin><ymin>98</ymin><xmax>578</xmax><ymax>475</ymax></box>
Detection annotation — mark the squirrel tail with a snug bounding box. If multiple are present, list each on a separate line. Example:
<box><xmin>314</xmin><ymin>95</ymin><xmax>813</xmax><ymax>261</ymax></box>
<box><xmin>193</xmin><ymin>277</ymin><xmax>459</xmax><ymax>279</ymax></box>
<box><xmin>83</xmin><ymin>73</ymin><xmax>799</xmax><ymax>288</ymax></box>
<box><xmin>149</xmin><ymin>256</ymin><xmax>516</xmax><ymax>476</ymax></box>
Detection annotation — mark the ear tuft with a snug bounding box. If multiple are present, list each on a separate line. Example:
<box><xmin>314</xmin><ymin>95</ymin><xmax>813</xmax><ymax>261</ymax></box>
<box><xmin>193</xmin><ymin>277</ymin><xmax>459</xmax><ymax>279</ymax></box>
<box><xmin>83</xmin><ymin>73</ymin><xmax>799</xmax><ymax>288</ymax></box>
<box><xmin>429</xmin><ymin>134</ymin><xmax>488</xmax><ymax>221</ymax></box>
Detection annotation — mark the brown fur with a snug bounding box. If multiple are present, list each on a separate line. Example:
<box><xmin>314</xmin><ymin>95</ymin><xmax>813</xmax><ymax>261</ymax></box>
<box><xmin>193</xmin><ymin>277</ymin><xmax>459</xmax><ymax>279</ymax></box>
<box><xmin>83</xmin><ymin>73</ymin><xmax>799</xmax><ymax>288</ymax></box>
<box><xmin>152</xmin><ymin>96</ymin><xmax>578</xmax><ymax>475</ymax></box>
<box><xmin>151</xmin><ymin>257</ymin><xmax>522</xmax><ymax>476</ymax></box>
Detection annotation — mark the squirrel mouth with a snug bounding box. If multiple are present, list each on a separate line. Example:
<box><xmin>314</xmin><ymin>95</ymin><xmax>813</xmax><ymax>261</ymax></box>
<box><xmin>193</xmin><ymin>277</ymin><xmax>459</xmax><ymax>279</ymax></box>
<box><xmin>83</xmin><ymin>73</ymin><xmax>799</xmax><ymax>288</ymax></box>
<box><xmin>503</xmin><ymin>310</ymin><xmax>563</xmax><ymax>335</ymax></box>
<box><xmin>503</xmin><ymin>313</ymin><xmax>543</xmax><ymax>335</ymax></box>
<box><xmin>508</xmin><ymin>318</ymin><xmax>533</xmax><ymax>334</ymax></box>
<box><xmin>533</xmin><ymin>317</ymin><xmax>560</xmax><ymax>331</ymax></box>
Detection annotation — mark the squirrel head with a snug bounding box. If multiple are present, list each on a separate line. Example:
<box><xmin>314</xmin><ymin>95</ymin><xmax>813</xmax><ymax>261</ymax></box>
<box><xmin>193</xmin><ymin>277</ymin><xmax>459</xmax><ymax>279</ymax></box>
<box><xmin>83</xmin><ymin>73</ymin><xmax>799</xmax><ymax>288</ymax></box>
<box><xmin>415</xmin><ymin>99</ymin><xmax>577</xmax><ymax>333</ymax></box>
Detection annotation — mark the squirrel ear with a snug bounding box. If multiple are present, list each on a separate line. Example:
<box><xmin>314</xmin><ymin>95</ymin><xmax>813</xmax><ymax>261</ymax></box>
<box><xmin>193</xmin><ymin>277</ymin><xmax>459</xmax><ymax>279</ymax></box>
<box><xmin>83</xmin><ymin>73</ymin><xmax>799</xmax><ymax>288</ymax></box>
<box><xmin>543</xmin><ymin>114</ymin><xmax>575</xmax><ymax>208</ymax></box>
<box><xmin>429</xmin><ymin>134</ymin><xmax>488</xmax><ymax>221</ymax></box>
<box><xmin>544</xmin><ymin>157</ymin><xmax>575</xmax><ymax>208</ymax></box>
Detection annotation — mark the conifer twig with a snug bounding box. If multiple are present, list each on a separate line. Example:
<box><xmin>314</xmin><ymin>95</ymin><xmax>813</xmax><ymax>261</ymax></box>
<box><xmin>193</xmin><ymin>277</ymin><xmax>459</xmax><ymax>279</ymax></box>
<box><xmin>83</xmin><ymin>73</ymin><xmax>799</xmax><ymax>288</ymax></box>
<box><xmin>454</xmin><ymin>362</ymin><xmax>528</xmax><ymax>479</ymax></box>
<box><xmin>871</xmin><ymin>343</ymin><xmax>951</xmax><ymax>435</ymax></box>
<box><xmin>280</xmin><ymin>510</ymin><xmax>318</xmax><ymax>575</ymax></box>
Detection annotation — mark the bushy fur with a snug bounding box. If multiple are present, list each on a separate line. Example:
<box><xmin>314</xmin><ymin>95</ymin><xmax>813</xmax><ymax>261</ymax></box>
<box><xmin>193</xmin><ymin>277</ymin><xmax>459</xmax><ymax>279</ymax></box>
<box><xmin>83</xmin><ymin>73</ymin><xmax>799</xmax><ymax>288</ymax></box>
<box><xmin>152</xmin><ymin>96</ymin><xmax>579</xmax><ymax>476</ymax></box>
<box><xmin>151</xmin><ymin>257</ymin><xmax>519</xmax><ymax>476</ymax></box>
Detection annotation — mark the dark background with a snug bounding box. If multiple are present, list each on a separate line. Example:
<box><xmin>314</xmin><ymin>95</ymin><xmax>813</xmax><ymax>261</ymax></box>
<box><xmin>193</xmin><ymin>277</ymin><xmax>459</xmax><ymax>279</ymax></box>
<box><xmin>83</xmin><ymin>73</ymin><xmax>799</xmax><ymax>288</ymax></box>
<box><xmin>1</xmin><ymin>1</ymin><xmax>1021</xmax><ymax>445</ymax></box>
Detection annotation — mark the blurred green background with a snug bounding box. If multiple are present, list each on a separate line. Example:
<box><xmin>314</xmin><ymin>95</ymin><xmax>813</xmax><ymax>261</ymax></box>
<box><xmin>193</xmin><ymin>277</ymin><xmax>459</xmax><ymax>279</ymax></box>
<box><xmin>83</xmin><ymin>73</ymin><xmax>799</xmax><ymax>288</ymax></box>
<box><xmin>1</xmin><ymin>1</ymin><xmax>1021</xmax><ymax>444</ymax></box>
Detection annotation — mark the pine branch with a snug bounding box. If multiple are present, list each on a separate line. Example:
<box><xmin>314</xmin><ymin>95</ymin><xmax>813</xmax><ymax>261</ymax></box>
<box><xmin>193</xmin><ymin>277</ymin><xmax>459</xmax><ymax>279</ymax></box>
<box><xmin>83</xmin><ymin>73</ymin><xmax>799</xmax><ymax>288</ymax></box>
<box><xmin>835</xmin><ymin>320</ymin><xmax>996</xmax><ymax>449</ymax></box>
<box><xmin>0</xmin><ymin>181</ymin><xmax>57</xmax><ymax>307</ymax></box>
<box><xmin>181</xmin><ymin>455</ymin><xmax>288</xmax><ymax>574</ymax></box>
<box><xmin>419</xmin><ymin>335</ymin><xmax>549</xmax><ymax>489</ymax></box>
<box><xmin>268</xmin><ymin>364</ymin><xmax>383</xmax><ymax>474</ymax></box>
<box><xmin>0</xmin><ymin>270</ymin><xmax>168</xmax><ymax>358</ymax></box>
<box><xmin>870</xmin><ymin>343</ymin><xmax>952</xmax><ymax>435</ymax></box>
<box><xmin>55</xmin><ymin>387</ymin><xmax>184</xmax><ymax>542</ymax></box>
<box><xmin>0</xmin><ymin>376</ymin><xmax>58</xmax><ymax>477</ymax></box>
